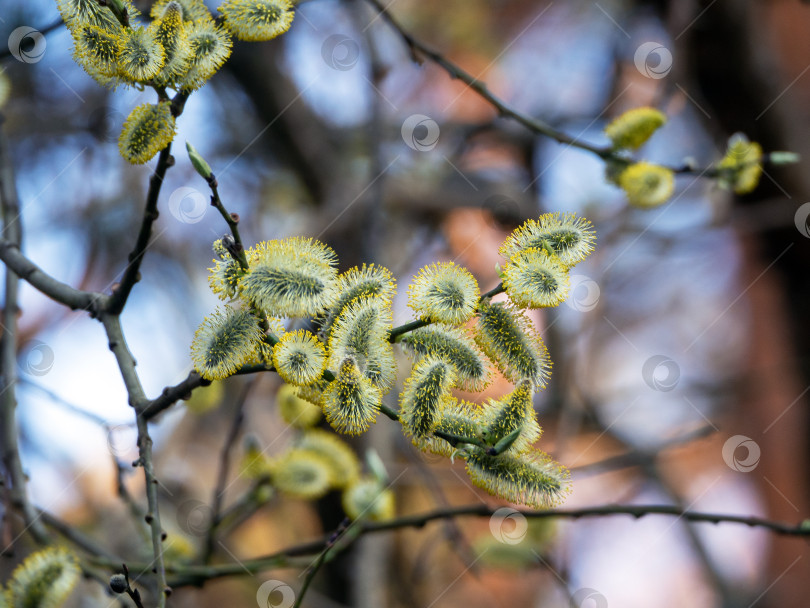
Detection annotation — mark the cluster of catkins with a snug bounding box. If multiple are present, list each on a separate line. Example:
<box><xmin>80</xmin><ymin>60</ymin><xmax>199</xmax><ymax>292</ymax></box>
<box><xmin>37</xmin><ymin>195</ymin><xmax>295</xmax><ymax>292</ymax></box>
<box><xmin>57</xmin><ymin>0</ymin><xmax>295</xmax><ymax>163</ymax></box>
<box><xmin>603</xmin><ymin>106</ymin><xmax>766</xmax><ymax>207</ymax></box>
<box><xmin>191</xmin><ymin>213</ymin><xmax>596</xmax><ymax>509</ymax></box>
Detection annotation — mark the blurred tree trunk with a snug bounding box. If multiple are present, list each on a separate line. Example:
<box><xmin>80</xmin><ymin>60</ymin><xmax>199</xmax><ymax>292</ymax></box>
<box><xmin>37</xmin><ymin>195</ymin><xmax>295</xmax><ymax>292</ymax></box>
<box><xmin>671</xmin><ymin>0</ymin><xmax>810</xmax><ymax>605</ymax></box>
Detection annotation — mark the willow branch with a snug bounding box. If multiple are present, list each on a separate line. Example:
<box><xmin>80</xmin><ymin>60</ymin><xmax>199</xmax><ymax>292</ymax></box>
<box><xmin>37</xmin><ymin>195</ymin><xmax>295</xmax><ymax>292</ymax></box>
<box><xmin>364</xmin><ymin>0</ymin><xmax>791</xmax><ymax>178</ymax></box>
<box><xmin>142</xmin><ymin>363</ymin><xmax>273</xmax><ymax>421</ymax></box>
<box><xmin>0</xmin><ymin>121</ymin><xmax>50</xmax><ymax>546</ymax></box>
<box><xmin>361</xmin><ymin>504</ymin><xmax>810</xmax><ymax>537</ymax></box>
<box><xmin>142</xmin><ymin>370</ymin><xmax>207</xmax><ymax>421</ymax></box>
<box><xmin>212</xmin><ymin>477</ymin><xmax>271</xmax><ymax>539</ymax></box>
<box><xmin>106</xmin><ymin>89</ymin><xmax>188</xmax><ymax>314</ymax></box>
<box><xmin>364</xmin><ymin>0</ymin><xmax>610</xmax><ymax>157</ymax></box>
<box><xmin>39</xmin><ymin>510</ymin><xmax>119</xmax><ymax>561</ymax></box>
<box><xmin>571</xmin><ymin>425</ymin><xmax>716</xmax><ymax>477</ymax></box>
<box><xmin>108</xmin><ymin>144</ymin><xmax>173</xmax><ymax>314</ymax></box>
<box><xmin>100</xmin><ymin>313</ymin><xmax>170</xmax><ymax>605</ymax></box>
<box><xmin>146</xmin><ymin>282</ymin><xmax>501</xmax><ymax>423</ymax></box>
<box><xmin>0</xmin><ymin>241</ymin><xmax>103</xmax><ymax>312</ymax></box>
<box><xmin>388</xmin><ymin>318</ymin><xmax>430</xmax><ymax>342</ymax></box>
<box><xmin>389</xmin><ymin>283</ymin><xmax>504</xmax><ymax>342</ymax></box>
<box><xmin>110</xmin><ymin>502</ymin><xmax>810</xmax><ymax>589</ymax></box>
<box><xmin>209</xmin><ymin>181</ymin><xmax>249</xmax><ymax>270</ymax></box>
<box><xmin>293</xmin><ymin>533</ymin><xmax>337</xmax><ymax>608</ymax></box>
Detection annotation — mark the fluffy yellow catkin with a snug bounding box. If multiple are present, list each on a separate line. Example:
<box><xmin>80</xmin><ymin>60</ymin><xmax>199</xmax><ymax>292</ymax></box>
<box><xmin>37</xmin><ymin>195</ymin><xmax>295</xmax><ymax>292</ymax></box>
<box><xmin>218</xmin><ymin>0</ymin><xmax>295</xmax><ymax>42</ymax></box>
<box><xmin>604</xmin><ymin>107</ymin><xmax>667</xmax><ymax>150</ymax></box>
<box><xmin>118</xmin><ymin>102</ymin><xmax>176</xmax><ymax>164</ymax></box>
<box><xmin>618</xmin><ymin>161</ymin><xmax>675</xmax><ymax>208</ymax></box>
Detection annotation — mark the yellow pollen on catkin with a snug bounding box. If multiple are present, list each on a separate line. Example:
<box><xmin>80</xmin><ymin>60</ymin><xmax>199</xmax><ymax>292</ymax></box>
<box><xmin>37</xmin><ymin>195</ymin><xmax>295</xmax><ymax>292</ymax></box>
<box><xmin>118</xmin><ymin>102</ymin><xmax>176</xmax><ymax>165</ymax></box>
<box><xmin>218</xmin><ymin>0</ymin><xmax>295</xmax><ymax>42</ymax></box>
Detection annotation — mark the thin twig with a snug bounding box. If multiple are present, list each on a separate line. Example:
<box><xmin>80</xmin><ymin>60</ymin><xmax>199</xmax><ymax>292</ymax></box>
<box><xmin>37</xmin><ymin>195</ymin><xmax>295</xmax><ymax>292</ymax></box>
<box><xmin>404</xmin><ymin>448</ymin><xmax>480</xmax><ymax>575</ymax></box>
<box><xmin>202</xmin><ymin>379</ymin><xmax>255</xmax><ymax>564</ymax></box>
<box><xmin>121</xmin><ymin>564</ymin><xmax>147</xmax><ymax>608</ymax></box>
<box><xmin>570</xmin><ymin>425</ymin><xmax>716</xmax><ymax>477</ymax></box>
<box><xmin>363</xmin><ymin>0</ymin><xmax>771</xmax><ymax>180</ymax></box>
<box><xmin>143</xmin><ymin>363</ymin><xmax>276</xmax><ymax>421</ymax></box>
<box><xmin>39</xmin><ymin>510</ymin><xmax>119</xmax><ymax>561</ymax></box>
<box><xmin>362</xmin><ymin>504</ymin><xmax>810</xmax><ymax>537</ymax></box>
<box><xmin>142</xmin><ymin>370</ymin><xmax>207</xmax><ymax>421</ymax></box>
<box><xmin>99</xmin><ymin>502</ymin><xmax>810</xmax><ymax>589</ymax></box>
<box><xmin>292</xmin><ymin>520</ymin><xmax>348</xmax><ymax>608</ymax></box>
<box><xmin>17</xmin><ymin>377</ymin><xmax>113</xmax><ymax>427</ymax></box>
<box><xmin>214</xmin><ymin>477</ymin><xmax>272</xmax><ymax>538</ymax></box>
<box><xmin>209</xmin><ymin>180</ymin><xmax>249</xmax><ymax>270</ymax></box>
<box><xmin>389</xmin><ymin>283</ymin><xmax>504</xmax><ymax>342</ymax></box>
<box><xmin>364</xmin><ymin>0</ymin><xmax>610</xmax><ymax>157</ymax></box>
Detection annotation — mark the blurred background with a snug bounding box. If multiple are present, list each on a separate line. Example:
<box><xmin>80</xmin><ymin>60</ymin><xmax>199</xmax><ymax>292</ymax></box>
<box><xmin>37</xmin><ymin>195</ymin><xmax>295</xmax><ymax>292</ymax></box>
<box><xmin>1</xmin><ymin>0</ymin><xmax>809</xmax><ymax>606</ymax></box>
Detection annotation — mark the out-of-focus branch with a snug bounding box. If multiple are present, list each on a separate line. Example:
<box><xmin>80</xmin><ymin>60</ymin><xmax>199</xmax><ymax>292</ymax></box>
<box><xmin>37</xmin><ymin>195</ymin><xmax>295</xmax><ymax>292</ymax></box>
<box><xmin>39</xmin><ymin>509</ymin><xmax>119</xmax><ymax>561</ymax></box>
<box><xmin>0</xmin><ymin>120</ymin><xmax>50</xmax><ymax>547</ymax></box>
<box><xmin>0</xmin><ymin>19</ymin><xmax>63</xmax><ymax>61</ymax></box>
<box><xmin>202</xmin><ymin>379</ymin><xmax>254</xmax><ymax>564</ymax></box>
<box><xmin>224</xmin><ymin>43</ymin><xmax>338</xmax><ymax>206</ymax></box>
<box><xmin>364</xmin><ymin>0</ymin><xmax>611</xmax><ymax>157</ymax></box>
<box><xmin>364</xmin><ymin>0</ymin><xmax>787</xmax><ymax>181</ymax></box>
<box><xmin>103</xmin><ymin>503</ymin><xmax>810</xmax><ymax>589</ymax></box>
<box><xmin>570</xmin><ymin>425</ymin><xmax>716</xmax><ymax>477</ymax></box>
<box><xmin>363</xmin><ymin>504</ymin><xmax>810</xmax><ymax>536</ymax></box>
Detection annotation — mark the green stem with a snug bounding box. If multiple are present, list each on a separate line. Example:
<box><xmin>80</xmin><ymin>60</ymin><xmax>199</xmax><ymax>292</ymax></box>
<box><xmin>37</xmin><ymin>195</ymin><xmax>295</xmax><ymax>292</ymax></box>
<box><xmin>379</xmin><ymin>403</ymin><xmax>400</xmax><ymax>421</ymax></box>
<box><xmin>209</xmin><ymin>182</ymin><xmax>249</xmax><ymax>270</ymax></box>
<box><xmin>433</xmin><ymin>430</ymin><xmax>487</xmax><ymax>451</ymax></box>
<box><xmin>388</xmin><ymin>318</ymin><xmax>429</xmax><ymax>342</ymax></box>
<box><xmin>388</xmin><ymin>283</ymin><xmax>504</xmax><ymax>342</ymax></box>
<box><xmin>102</xmin><ymin>0</ymin><xmax>130</xmax><ymax>27</ymax></box>
<box><xmin>479</xmin><ymin>282</ymin><xmax>505</xmax><ymax>300</ymax></box>
<box><xmin>292</xmin><ymin>546</ymin><xmax>330</xmax><ymax>608</ymax></box>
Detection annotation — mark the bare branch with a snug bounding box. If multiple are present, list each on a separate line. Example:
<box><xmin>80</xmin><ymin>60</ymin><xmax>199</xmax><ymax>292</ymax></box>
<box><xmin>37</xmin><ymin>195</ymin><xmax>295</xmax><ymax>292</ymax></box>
<box><xmin>100</xmin><ymin>313</ymin><xmax>170</xmax><ymax>605</ymax></box>
<box><xmin>0</xmin><ymin>120</ymin><xmax>50</xmax><ymax>546</ymax></box>
<box><xmin>120</xmin><ymin>503</ymin><xmax>810</xmax><ymax>589</ymax></box>
<box><xmin>107</xmin><ymin>144</ymin><xmax>173</xmax><ymax>314</ymax></box>
<box><xmin>0</xmin><ymin>241</ymin><xmax>104</xmax><ymax>313</ymax></box>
